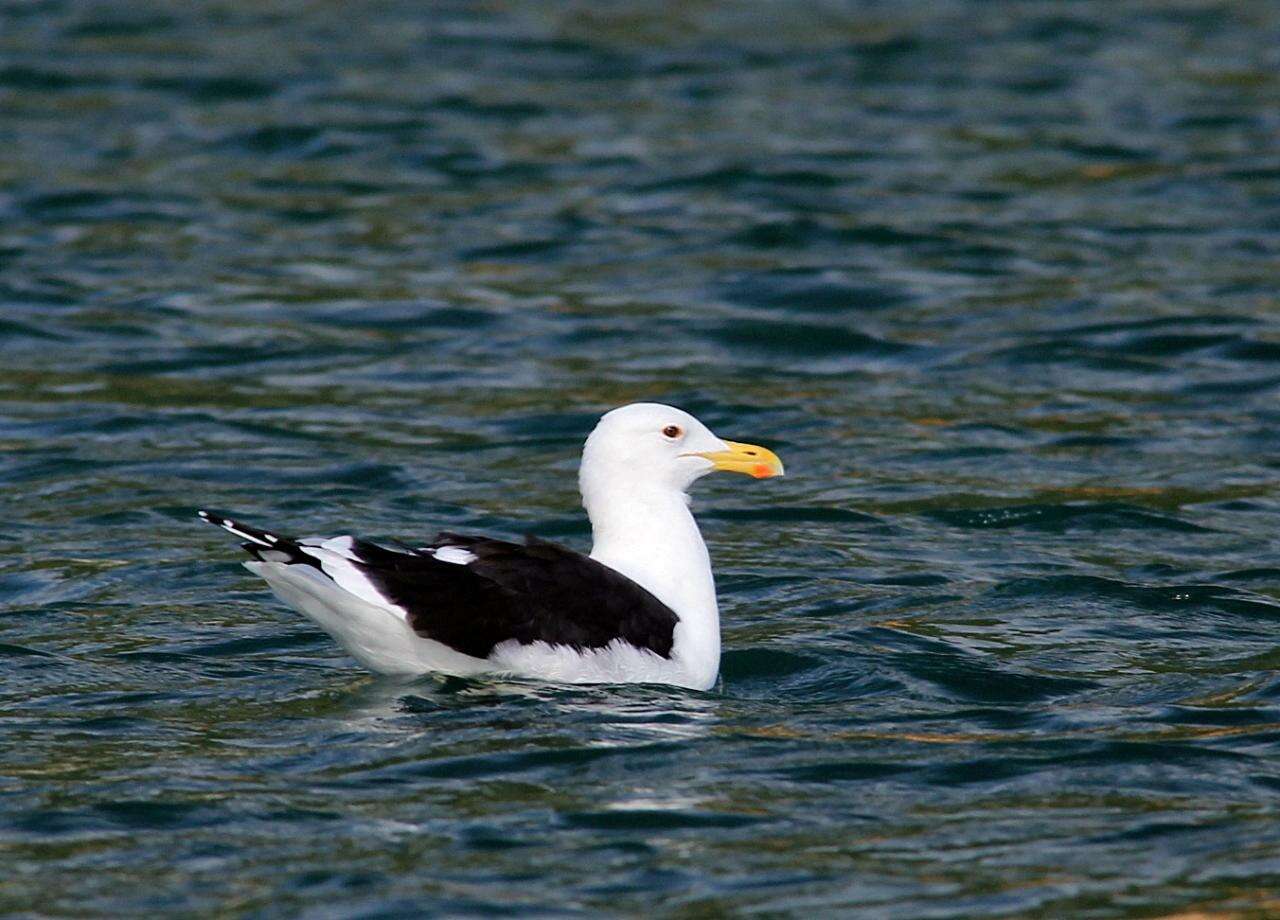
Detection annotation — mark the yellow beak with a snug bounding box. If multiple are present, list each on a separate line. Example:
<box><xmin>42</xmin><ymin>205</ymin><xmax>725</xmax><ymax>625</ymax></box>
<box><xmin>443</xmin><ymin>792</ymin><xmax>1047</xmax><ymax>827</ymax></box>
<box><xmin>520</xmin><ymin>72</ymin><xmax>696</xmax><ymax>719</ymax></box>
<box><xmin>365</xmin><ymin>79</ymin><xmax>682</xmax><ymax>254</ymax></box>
<box><xmin>688</xmin><ymin>440</ymin><xmax>785</xmax><ymax>479</ymax></box>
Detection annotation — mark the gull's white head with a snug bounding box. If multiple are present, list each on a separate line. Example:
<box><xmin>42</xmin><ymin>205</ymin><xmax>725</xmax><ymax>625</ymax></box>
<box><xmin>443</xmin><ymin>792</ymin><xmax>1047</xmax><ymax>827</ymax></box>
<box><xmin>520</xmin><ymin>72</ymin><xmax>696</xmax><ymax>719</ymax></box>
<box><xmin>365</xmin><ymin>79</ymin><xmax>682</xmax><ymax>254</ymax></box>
<box><xmin>579</xmin><ymin>403</ymin><xmax>784</xmax><ymax>501</ymax></box>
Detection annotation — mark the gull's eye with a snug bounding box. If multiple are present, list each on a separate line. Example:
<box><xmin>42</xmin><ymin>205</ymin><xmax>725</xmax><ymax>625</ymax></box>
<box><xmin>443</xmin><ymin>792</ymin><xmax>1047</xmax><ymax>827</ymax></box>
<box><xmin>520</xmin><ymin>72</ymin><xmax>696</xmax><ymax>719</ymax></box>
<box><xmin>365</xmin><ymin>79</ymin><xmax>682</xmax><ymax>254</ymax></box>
<box><xmin>662</xmin><ymin>424</ymin><xmax>683</xmax><ymax>439</ymax></box>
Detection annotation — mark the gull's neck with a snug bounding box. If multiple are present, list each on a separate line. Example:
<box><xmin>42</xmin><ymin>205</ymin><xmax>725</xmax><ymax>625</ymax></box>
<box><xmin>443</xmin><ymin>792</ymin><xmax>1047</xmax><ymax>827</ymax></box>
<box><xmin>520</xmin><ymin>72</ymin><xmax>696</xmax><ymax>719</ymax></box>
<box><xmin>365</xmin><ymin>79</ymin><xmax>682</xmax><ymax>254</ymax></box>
<box><xmin>583</xmin><ymin>482</ymin><xmax>720</xmax><ymax>689</ymax></box>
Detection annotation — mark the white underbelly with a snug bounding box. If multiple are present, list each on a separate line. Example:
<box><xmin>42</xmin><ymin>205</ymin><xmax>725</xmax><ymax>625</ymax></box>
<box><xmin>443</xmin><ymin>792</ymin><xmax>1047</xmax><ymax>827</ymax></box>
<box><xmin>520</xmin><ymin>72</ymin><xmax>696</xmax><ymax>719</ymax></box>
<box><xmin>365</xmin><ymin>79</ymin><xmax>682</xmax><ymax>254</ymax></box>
<box><xmin>488</xmin><ymin>638</ymin><xmax>712</xmax><ymax>690</ymax></box>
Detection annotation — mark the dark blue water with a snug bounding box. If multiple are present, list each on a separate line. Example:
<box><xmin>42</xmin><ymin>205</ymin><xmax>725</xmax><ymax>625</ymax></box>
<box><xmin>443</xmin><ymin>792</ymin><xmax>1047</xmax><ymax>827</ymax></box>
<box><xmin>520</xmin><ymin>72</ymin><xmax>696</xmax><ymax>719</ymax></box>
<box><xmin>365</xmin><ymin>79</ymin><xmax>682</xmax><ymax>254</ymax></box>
<box><xmin>4</xmin><ymin>1</ymin><xmax>1280</xmax><ymax>915</ymax></box>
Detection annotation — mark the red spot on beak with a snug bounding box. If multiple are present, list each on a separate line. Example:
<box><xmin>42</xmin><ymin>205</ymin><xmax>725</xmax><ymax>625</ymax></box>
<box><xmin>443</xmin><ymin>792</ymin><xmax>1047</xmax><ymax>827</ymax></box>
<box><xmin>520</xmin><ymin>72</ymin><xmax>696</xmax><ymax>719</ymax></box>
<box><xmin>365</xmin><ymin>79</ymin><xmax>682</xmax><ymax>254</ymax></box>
<box><xmin>752</xmin><ymin>464</ymin><xmax>773</xmax><ymax>478</ymax></box>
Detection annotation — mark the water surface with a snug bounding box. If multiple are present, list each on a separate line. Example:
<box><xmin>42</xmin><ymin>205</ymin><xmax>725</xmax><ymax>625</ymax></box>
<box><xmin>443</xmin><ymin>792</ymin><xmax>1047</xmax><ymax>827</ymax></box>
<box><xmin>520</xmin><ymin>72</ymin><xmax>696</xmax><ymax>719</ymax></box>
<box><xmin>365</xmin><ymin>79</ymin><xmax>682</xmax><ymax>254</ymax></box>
<box><xmin>3</xmin><ymin>1</ymin><xmax>1280</xmax><ymax>916</ymax></box>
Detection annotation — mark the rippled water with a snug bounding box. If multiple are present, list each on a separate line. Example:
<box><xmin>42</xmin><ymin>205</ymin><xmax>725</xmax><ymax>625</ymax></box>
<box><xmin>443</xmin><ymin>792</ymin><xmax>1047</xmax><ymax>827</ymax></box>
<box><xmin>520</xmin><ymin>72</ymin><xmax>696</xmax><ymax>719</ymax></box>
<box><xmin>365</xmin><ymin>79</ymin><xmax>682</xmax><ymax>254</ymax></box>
<box><xmin>4</xmin><ymin>1</ymin><xmax>1280</xmax><ymax>915</ymax></box>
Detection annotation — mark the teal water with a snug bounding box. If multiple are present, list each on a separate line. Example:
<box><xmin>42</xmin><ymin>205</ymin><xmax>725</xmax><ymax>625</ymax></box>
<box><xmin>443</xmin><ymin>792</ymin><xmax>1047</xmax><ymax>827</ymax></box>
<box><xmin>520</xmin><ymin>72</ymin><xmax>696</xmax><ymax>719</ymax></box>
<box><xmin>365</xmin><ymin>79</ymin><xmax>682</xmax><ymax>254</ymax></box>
<box><xmin>4</xmin><ymin>1</ymin><xmax>1280</xmax><ymax>916</ymax></box>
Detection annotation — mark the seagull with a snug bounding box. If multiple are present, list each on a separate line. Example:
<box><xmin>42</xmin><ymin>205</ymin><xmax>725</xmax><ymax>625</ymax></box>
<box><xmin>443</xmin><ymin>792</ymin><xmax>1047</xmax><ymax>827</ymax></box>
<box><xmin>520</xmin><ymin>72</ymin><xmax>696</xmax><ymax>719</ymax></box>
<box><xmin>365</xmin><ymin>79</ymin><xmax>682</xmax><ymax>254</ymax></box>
<box><xmin>199</xmin><ymin>402</ymin><xmax>784</xmax><ymax>690</ymax></box>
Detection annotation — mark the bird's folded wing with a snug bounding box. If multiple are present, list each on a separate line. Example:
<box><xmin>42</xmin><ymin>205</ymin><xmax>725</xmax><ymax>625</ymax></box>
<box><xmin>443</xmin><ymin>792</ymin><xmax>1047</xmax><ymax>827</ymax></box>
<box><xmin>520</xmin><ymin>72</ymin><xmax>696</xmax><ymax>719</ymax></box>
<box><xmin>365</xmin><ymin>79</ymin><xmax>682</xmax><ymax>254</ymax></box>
<box><xmin>199</xmin><ymin>512</ymin><xmax>678</xmax><ymax>662</ymax></box>
<box><xmin>356</xmin><ymin>535</ymin><xmax>679</xmax><ymax>660</ymax></box>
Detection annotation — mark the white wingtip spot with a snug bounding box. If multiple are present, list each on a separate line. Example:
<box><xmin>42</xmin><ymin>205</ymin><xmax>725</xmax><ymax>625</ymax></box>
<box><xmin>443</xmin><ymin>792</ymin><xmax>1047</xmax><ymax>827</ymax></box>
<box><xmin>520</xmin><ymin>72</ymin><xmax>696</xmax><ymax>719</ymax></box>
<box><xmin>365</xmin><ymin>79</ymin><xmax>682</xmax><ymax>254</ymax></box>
<box><xmin>432</xmin><ymin>546</ymin><xmax>478</xmax><ymax>565</ymax></box>
<box><xmin>218</xmin><ymin>520</ymin><xmax>273</xmax><ymax>546</ymax></box>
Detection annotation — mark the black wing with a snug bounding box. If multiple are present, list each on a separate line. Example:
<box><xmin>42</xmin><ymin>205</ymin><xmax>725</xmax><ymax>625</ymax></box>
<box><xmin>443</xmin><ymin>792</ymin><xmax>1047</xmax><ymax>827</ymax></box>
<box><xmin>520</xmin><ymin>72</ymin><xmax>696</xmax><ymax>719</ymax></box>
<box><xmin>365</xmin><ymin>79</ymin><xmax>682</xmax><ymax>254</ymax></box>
<box><xmin>357</xmin><ymin>534</ymin><xmax>678</xmax><ymax>660</ymax></box>
<box><xmin>199</xmin><ymin>511</ymin><xmax>677</xmax><ymax>661</ymax></box>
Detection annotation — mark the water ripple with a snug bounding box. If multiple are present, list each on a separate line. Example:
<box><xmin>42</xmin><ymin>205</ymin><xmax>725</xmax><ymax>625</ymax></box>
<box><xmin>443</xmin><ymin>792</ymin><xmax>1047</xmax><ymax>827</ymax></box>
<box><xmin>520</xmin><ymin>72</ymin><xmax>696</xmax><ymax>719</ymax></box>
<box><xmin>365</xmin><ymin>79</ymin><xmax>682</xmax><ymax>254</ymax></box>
<box><xmin>2</xmin><ymin>0</ymin><xmax>1279</xmax><ymax>916</ymax></box>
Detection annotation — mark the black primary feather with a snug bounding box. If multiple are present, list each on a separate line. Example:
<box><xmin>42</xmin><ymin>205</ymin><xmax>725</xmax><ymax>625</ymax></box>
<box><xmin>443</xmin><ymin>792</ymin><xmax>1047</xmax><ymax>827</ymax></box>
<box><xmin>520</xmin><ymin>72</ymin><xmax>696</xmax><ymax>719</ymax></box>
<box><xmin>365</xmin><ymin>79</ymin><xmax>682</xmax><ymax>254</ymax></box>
<box><xmin>198</xmin><ymin>510</ymin><xmax>320</xmax><ymax>569</ymax></box>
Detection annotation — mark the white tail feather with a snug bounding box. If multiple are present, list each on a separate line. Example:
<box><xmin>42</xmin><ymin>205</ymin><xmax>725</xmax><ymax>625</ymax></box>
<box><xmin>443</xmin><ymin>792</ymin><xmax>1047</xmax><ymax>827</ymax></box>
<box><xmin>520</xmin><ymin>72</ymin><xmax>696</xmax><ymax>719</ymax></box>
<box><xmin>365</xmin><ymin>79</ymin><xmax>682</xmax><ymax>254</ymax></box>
<box><xmin>247</xmin><ymin>561</ymin><xmax>490</xmax><ymax>678</ymax></box>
